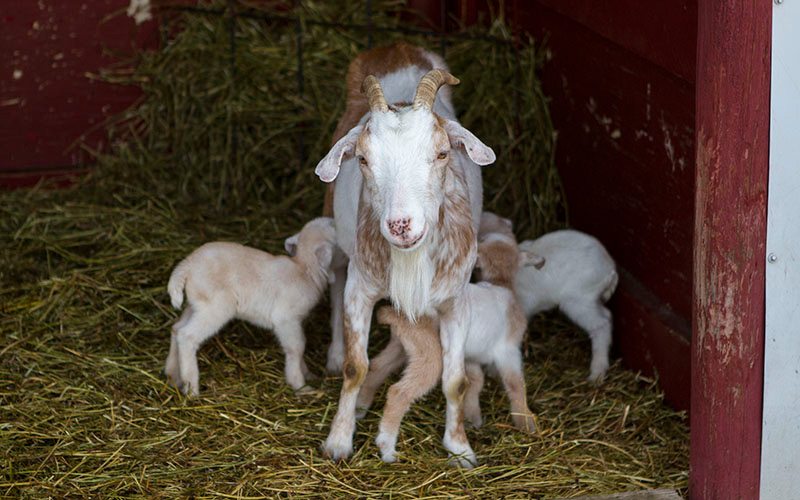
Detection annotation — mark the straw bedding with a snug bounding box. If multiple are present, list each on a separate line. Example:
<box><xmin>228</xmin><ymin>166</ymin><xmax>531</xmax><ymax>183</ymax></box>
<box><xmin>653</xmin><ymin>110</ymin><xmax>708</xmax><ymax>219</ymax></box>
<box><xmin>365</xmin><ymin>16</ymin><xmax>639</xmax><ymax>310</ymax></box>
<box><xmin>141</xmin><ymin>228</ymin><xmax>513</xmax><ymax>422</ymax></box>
<box><xmin>0</xmin><ymin>1</ymin><xmax>688</xmax><ymax>497</ymax></box>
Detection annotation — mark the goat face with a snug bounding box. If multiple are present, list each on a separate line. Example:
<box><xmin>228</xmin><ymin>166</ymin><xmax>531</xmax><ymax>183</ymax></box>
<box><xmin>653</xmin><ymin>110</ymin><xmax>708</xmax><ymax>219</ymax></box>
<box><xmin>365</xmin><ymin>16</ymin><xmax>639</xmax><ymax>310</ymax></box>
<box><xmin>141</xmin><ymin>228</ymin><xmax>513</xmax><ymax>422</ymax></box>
<box><xmin>315</xmin><ymin>71</ymin><xmax>496</xmax><ymax>252</ymax></box>
<box><xmin>356</xmin><ymin>107</ymin><xmax>450</xmax><ymax>250</ymax></box>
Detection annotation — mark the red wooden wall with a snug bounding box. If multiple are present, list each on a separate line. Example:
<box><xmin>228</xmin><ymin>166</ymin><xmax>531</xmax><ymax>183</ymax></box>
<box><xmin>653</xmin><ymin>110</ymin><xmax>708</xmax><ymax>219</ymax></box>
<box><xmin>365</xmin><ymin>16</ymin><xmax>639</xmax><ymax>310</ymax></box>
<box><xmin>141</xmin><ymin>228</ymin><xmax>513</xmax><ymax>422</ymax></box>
<box><xmin>691</xmin><ymin>1</ymin><xmax>770</xmax><ymax>497</ymax></box>
<box><xmin>507</xmin><ymin>1</ymin><xmax>697</xmax><ymax>411</ymax></box>
<box><xmin>0</xmin><ymin>0</ymin><xmax>158</xmax><ymax>187</ymax></box>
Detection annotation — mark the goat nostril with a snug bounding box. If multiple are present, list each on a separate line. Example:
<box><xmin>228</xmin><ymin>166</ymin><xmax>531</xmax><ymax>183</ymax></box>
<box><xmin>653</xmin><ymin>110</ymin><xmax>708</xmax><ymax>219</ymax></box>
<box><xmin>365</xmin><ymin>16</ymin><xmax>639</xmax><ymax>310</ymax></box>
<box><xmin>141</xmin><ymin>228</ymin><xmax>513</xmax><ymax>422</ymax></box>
<box><xmin>387</xmin><ymin>218</ymin><xmax>412</xmax><ymax>238</ymax></box>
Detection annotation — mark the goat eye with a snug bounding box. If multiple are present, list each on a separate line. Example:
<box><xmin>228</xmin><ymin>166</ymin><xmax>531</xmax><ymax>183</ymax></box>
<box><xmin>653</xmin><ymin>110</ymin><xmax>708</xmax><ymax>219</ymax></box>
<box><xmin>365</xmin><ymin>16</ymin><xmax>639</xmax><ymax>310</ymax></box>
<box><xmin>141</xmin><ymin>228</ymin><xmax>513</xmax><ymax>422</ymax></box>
<box><xmin>358</xmin><ymin>156</ymin><xmax>368</xmax><ymax>167</ymax></box>
<box><xmin>437</xmin><ymin>151</ymin><xmax>448</xmax><ymax>160</ymax></box>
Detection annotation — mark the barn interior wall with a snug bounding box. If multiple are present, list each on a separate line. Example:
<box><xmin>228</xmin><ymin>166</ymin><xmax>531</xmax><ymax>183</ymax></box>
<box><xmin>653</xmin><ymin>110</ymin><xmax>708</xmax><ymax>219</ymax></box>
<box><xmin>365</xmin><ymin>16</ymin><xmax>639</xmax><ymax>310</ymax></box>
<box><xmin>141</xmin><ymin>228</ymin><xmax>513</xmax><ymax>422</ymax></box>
<box><xmin>508</xmin><ymin>0</ymin><xmax>697</xmax><ymax>410</ymax></box>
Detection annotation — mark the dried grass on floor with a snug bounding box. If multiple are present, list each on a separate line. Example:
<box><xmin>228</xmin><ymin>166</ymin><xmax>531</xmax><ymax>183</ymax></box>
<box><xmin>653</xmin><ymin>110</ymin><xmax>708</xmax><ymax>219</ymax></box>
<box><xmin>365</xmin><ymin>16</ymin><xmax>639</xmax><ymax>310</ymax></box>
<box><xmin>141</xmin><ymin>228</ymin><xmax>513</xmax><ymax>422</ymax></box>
<box><xmin>0</xmin><ymin>1</ymin><xmax>688</xmax><ymax>497</ymax></box>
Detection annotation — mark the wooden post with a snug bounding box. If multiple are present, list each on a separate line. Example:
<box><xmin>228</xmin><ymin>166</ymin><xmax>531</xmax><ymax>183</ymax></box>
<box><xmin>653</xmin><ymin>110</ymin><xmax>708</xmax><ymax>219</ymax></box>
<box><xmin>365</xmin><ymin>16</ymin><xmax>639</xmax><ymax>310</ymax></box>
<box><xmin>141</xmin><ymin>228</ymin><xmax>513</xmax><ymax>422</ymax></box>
<box><xmin>691</xmin><ymin>1</ymin><xmax>771</xmax><ymax>499</ymax></box>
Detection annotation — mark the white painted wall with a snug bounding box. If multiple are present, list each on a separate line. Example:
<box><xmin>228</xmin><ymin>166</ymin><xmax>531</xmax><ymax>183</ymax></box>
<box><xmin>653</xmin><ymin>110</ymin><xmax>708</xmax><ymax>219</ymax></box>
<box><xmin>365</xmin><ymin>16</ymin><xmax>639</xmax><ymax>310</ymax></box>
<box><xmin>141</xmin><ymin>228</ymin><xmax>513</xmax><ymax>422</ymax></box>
<box><xmin>760</xmin><ymin>2</ymin><xmax>800</xmax><ymax>498</ymax></box>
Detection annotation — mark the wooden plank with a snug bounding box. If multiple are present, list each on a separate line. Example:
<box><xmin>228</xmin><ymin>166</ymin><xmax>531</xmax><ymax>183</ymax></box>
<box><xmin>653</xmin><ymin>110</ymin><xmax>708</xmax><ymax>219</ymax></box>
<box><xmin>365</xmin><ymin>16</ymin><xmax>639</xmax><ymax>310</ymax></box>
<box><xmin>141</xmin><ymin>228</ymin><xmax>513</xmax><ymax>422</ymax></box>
<box><xmin>691</xmin><ymin>1</ymin><xmax>771</xmax><ymax>499</ymax></box>
<box><xmin>558</xmin><ymin>489</ymin><xmax>682</xmax><ymax>500</ymax></box>
<box><xmin>760</xmin><ymin>1</ymin><xmax>800</xmax><ymax>497</ymax></box>
<box><xmin>0</xmin><ymin>0</ymin><xmax>159</xmax><ymax>175</ymax></box>
<box><xmin>614</xmin><ymin>270</ymin><xmax>691</xmax><ymax>411</ymax></box>
<box><xmin>513</xmin><ymin>0</ymin><xmax>697</xmax><ymax>83</ymax></box>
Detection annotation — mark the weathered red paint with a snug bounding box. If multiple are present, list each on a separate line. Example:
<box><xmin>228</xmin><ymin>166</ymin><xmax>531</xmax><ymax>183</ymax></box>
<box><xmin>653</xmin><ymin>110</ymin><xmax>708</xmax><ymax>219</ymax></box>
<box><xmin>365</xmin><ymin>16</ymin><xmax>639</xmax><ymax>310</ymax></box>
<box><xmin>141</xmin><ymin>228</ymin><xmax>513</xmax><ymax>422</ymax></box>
<box><xmin>0</xmin><ymin>0</ymin><xmax>158</xmax><ymax>184</ymax></box>
<box><xmin>690</xmin><ymin>1</ymin><xmax>770</xmax><ymax>498</ymax></box>
<box><xmin>510</xmin><ymin>1</ymin><xmax>696</xmax><ymax>410</ymax></box>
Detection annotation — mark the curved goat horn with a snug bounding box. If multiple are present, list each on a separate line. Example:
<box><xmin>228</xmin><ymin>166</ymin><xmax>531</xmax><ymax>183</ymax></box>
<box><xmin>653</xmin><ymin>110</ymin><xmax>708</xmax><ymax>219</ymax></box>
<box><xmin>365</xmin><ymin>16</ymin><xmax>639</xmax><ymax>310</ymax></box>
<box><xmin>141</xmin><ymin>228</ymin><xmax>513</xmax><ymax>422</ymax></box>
<box><xmin>412</xmin><ymin>69</ymin><xmax>460</xmax><ymax>110</ymax></box>
<box><xmin>361</xmin><ymin>75</ymin><xmax>389</xmax><ymax>113</ymax></box>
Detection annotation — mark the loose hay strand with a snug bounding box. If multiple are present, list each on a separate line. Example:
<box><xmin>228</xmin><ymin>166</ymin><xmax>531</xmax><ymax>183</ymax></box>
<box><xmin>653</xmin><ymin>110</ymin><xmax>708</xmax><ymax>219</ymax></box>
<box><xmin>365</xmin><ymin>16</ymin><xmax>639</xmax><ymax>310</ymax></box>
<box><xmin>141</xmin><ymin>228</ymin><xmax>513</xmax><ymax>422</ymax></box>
<box><xmin>0</xmin><ymin>1</ymin><xmax>687</xmax><ymax>498</ymax></box>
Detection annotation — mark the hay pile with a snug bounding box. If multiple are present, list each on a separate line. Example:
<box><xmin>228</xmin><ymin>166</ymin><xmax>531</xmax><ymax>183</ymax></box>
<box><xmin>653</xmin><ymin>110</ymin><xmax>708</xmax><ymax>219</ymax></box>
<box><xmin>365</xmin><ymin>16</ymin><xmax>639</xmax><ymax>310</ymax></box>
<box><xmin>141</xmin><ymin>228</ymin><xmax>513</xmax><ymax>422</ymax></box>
<box><xmin>0</xmin><ymin>1</ymin><xmax>688</xmax><ymax>497</ymax></box>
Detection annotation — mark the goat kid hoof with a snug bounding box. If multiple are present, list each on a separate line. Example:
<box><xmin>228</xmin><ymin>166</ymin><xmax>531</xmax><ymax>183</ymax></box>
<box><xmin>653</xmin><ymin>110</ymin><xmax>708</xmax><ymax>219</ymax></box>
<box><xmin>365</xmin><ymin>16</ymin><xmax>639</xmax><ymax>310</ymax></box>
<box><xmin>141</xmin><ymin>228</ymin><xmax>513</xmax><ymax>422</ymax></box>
<box><xmin>322</xmin><ymin>438</ymin><xmax>353</xmax><ymax>461</ymax></box>
<box><xmin>326</xmin><ymin>356</ymin><xmax>344</xmax><ymax>375</ymax></box>
<box><xmin>465</xmin><ymin>413</ymin><xmax>483</xmax><ymax>429</ymax></box>
<box><xmin>447</xmin><ymin>453</ymin><xmax>477</xmax><ymax>469</ymax></box>
<box><xmin>587</xmin><ymin>370</ymin><xmax>607</xmax><ymax>385</ymax></box>
<box><xmin>516</xmin><ymin>415</ymin><xmax>537</xmax><ymax>434</ymax></box>
<box><xmin>354</xmin><ymin>406</ymin><xmax>368</xmax><ymax>420</ymax></box>
<box><xmin>294</xmin><ymin>385</ymin><xmax>316</xmax><ymax>397</ymax></box>
<box><xmin>180</xmin><ymin>384</ymin><xmax>198</xmax><ymax>397</ymax></box>
<box><xmin>380</xmin><ymin>451</ymin><xmax>398</xmax><ymax>463</ymax></box>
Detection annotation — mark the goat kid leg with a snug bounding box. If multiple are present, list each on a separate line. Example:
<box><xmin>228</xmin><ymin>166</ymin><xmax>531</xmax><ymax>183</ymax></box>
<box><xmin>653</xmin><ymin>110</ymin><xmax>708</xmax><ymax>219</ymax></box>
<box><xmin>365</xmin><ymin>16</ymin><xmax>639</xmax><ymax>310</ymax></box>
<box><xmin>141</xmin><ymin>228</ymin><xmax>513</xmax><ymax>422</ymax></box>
<box><xmin>375</xmin><ymin>346</ymin><xmax>441</xmax><ymax>463</ymax></box>
<box><xmin>356</xmin><ymin>336</ymin><xmax>406</xmax><ymax>419</ymax></box>
<box><xmin>561</xmin><ymin>300</ymin><xmax>612</xmax><ymax>383</ymax></box>
<box><xmin>375</xmin><ymin>319</ymin><xmax>442</xmax><ymax>462</ymax></box>
<box><xmin>463</xmin><ymin>362</ymin><xmax>485</xmax><ymax>429</ymax></box>
<box><xmin>272</xmin><ymin>319</ymin><xmax>309</xmax><ymax>391</ymax></box>
<box><xmin>439</xmin><ymin>297</ymin><xmax>476</xmax><ymax>468</ymax></box>
<box><xmin>497</xmin><ymin>347</ymin><xmax>536</xmax><ymax>433</ymax></box>
<box><xmin>323</xmin><ymin>271</ymin><xmax>376</xmax><ymax>461</ymax></box>
<box><xmin>326</xmin><ymin>263</ymin><xmax>348</xmax><ymax>374</ymax></box>
<box><xmin>164</xmin><ymin>306</ymin><xmax>193</xmax><ymax>387</ymax></box>
<box><xmin>175</xmin><ymin>304</ymin><xmax>231</xmax><ymax>397</ymax></box>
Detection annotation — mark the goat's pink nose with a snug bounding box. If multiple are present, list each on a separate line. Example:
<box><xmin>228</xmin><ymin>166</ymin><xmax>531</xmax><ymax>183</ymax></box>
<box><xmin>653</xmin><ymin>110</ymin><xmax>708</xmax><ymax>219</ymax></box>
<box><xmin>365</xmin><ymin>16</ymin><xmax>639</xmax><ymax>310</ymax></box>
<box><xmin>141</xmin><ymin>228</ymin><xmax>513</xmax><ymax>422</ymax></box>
<box><xmin>387</xmin><ymin>218</ymin><xmax>412</xmax><ymax>238</ymax></box>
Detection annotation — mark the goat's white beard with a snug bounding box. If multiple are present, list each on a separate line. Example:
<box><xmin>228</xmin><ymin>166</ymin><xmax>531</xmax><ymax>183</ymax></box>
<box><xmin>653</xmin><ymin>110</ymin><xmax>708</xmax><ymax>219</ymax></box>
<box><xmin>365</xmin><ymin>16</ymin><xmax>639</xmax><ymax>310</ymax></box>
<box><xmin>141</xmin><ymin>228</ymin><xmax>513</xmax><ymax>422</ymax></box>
<box><xmin>388</xmin><ymin>245</ymin><xmax>434</xmax><ymax>323</ymax></box>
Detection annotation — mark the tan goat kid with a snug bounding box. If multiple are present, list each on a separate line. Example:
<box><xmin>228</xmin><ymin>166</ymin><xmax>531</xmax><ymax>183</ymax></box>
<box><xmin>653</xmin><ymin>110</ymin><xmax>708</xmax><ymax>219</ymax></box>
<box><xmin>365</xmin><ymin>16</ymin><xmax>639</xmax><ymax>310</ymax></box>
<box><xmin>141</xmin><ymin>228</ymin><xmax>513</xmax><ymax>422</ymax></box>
<box><xmin>355</xmin><ymin>229</ymin><xmax>538</xmax><ymax>463</ymax></box>
<box><xmin>164</xmin><ymin>217</ymin><xmax>336</xmax><ymax>396</ymax></box>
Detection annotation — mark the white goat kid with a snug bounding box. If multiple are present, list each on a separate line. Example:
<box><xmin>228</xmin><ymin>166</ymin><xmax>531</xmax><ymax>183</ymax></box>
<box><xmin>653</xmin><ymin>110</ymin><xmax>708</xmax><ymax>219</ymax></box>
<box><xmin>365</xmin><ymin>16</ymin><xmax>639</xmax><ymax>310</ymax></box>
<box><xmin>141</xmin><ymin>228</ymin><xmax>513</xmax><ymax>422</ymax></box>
<box><xmin>355</xmin><ymin>231</ymin><xmax>536</xmax><ymax>464</ymax></box>
<box><xmin>316</xmin><ymin>42</ymin><xmax>495</xmax><ymax>466</ymax></box>
<box><xmin>164</xmin><ymin>217</ymin><xmax>336</xmax><ymax>396</ymax></box>
<box><xmin>516</xmin><ymin>229</ymin><xmax>618</xmax><ymax>383</ymax></box>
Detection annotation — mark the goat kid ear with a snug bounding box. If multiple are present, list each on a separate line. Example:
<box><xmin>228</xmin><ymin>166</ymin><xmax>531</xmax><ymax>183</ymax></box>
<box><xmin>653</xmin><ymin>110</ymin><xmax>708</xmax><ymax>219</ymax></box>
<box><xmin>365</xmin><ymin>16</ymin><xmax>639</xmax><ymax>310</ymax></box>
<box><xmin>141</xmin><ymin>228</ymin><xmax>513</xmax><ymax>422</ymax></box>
<box><xmin>315</xmin><ymin>124</ymin><xmax>363</xmax><ymax>182</ymax></box>
<box><xmin>315</xmin><ymin>245</ymin><xmax>334</xmax><ymax>271</ymax></box>
<box><xmin>443</xmin><ymin>119</ymin><xmax>496</xmax><ymax>166</ymax></box>
<box><xmin>520</xmin><ymin>249</ymin><xmax>546</xmax><ymax>270</ymax></box>
<box><xmin>284</xmin><ymin>234</ymin><xmax>299</xmax><ymax>256</ymax></box>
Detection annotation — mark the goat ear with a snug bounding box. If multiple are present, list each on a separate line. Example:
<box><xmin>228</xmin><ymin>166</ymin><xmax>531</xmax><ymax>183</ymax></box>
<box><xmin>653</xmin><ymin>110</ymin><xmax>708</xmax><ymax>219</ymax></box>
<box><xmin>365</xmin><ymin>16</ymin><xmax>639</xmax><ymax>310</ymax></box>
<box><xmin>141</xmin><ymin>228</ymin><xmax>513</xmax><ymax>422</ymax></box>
<box><xmin>520</xmin><ymin>249</ymin><xmax>546</xmax><ymax>269</ymax></box>
<box><xmin>284</xmin><ymin>233</ymin><xmax>299</xmax><ymax>256</ymax></box>
<box><xmin>315</xmin><ymin>125</ymin><xmax>363</xmax><ymax>182</ymax></box>
<box><xmin>443</xmin><ymin>119</ymin><xmax>496</xmax><ymax>166</ymax></box>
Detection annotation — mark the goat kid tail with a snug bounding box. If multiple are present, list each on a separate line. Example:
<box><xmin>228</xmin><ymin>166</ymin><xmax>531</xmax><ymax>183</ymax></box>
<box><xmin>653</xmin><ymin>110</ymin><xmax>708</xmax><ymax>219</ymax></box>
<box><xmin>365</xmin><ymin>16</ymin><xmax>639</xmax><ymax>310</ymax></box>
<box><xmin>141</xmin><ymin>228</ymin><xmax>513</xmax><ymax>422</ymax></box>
<box><xmin>601</xmin><ymin>270</ymin><xmax>619</xmax><ymax>303</ymax></box>
<box><xmin>167</xmin><ymin>258</ymin><xmax>191</xmax><ymax>309</ymax></box>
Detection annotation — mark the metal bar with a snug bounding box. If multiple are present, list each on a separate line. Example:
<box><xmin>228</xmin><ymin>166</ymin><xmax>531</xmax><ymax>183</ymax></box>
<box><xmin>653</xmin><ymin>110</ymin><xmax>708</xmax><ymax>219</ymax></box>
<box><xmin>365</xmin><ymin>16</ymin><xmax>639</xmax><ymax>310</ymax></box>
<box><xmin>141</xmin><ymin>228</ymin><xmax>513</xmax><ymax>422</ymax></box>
<box><xmin>161</xmin><ymin>4</ymin><xmax>515</xmax><ymax>46</ymax></box>
<box><xmin>227</xmin><ymin>0</ymin><xmax>238</xmax><ymax>171</ymax></box>
<box><xmin>439</xmin><ymin>0</ymin><xmax>446</xmax><ymax>56</ymax></box>
<box><xmin>366</xmin><ymin>0</ymin><xmax>373</xmax><ymax>48</ymax></box>
<box><xmin>294</xmin><ymin>0</ymin><xmax>306</xmax><ymax>166</ymax></box>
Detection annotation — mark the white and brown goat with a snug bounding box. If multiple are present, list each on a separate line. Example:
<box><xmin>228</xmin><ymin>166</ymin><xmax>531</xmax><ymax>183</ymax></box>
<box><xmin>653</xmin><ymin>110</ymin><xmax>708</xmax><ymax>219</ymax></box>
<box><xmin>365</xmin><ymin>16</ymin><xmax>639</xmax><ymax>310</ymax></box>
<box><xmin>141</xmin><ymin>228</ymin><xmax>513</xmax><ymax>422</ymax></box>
<box><xmin>164</xmin><ymin>217</ymin><xmax>336</xmax><ymax>396</ymax></box>
<box><xmin>315</xmin><ymin>42</ymin><xmax>496</xmax><ymax>466</ymax></box>
<box><xmin>355</xmin><ymin>230</ymin><xmax>538</xmax><ymax>463</ymax></box>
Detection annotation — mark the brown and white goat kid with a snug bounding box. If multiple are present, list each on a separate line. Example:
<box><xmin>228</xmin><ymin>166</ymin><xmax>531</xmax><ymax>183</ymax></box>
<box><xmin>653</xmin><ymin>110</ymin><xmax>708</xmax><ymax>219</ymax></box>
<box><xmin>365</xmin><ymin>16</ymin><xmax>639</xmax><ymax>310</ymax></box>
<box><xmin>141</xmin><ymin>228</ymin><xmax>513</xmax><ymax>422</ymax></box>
<box><xmin>315</xmin><ymin>42</ymin><xmax>496</xmax><ymax>466</ymax></box>
<box><xmin>164</xmin><ymin>217</ymin><xmax>335</xmax><ymax>396</ymax></box>
<box><xmin>355</xmin><ymin>228</ymin><xmax>537</xmax><ymax>463</ymax></box>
